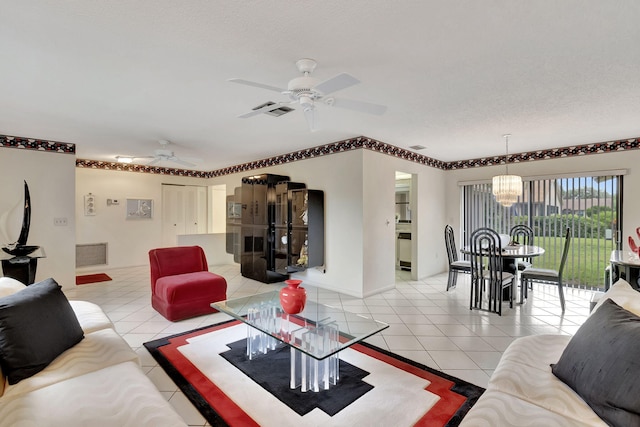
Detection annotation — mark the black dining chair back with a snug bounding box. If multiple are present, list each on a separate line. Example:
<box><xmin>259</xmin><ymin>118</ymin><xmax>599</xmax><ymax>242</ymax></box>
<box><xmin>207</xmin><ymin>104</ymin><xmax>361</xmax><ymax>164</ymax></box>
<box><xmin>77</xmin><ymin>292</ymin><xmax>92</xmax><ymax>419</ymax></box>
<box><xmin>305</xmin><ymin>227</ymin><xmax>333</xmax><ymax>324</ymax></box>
<box><xmin>469</xmin><ymin>228</ymin><xmax>515</xmax><ymax>315</ymax></box>
<box><xmin>444</xmin><ymin>225</ymin><xmax>471</xmax><ymax>291</ymax></box>
<box><xmin>510</xmin><ymin>224</ymin><xmax>533</xmax><ymax>246</ymax></box>
<box><xmin>558</xmin><ymin>228</ymin><xmax>572</xmax><ymax>279</ymax></box>
<box><xmin>520</xmin><ymin>227</ymin><xmax>571</xmax><ymax>312</ymax></box>
<box><xmin>510</xmin><ymin>224</ymin><xmax>534</xmax><ymax>272</ymax></box>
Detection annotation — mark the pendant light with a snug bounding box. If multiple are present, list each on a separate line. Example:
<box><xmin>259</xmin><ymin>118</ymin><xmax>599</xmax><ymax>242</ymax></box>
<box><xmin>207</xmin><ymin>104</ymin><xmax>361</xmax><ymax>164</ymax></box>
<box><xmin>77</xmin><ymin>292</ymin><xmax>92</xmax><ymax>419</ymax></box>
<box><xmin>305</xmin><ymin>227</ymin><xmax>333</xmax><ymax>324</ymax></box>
<box><xmin>492</xmin><ymin>134</ymin><xmax>522</xmax><ymax>207</ymax></box>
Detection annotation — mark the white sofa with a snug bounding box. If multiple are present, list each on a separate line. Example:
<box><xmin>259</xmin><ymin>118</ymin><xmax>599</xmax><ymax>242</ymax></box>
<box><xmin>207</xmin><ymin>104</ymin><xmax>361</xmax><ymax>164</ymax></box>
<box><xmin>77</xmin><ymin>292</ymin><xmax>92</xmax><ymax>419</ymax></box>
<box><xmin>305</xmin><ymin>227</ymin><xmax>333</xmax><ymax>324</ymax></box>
<box><xmin>461</xmin><ymin>280</ymin><xmax>640</xmax><ymax>426</ymax></box>
<box><xmin>0</xmin><ymin>279</ymin><xmax>187</xmax><ymax>427</ymax></box>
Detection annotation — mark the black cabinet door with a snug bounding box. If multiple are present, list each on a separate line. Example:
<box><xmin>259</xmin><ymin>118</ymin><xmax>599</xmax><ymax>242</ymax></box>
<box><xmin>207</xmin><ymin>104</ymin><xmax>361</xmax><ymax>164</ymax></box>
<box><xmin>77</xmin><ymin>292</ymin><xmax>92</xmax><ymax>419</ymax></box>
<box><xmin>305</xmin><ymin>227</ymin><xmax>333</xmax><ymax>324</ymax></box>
<box><xmin>239</xmin><ymin>174</ymin><xmax>290</xmax><ymax>283</ymax></box>
<box><xmin>288</xmin><ymin>189</ymin><xmax>324</xmax><ymax>271</ymax></box>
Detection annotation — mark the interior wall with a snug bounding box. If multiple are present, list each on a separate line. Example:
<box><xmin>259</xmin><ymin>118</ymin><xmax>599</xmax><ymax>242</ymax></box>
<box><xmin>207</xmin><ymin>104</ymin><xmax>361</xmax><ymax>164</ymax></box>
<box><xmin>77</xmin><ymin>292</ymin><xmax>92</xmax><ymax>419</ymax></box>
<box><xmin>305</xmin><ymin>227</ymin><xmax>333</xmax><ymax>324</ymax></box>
<box><xmin>75</xmin><ymin>168</ymin><xmax>208</xmax><ymax>271</ymax></box>
<box><xmin>73</xmin><ymin>147</ymin><xmax>448</xmax><ymax>297</ymax></box>
<box><xmin>0</xmin><ymin>148</ymin><xmax>76</xmax><ymax>287</ymax></box>
<box><xmin>362</xmin><ymin>150</ymin><xmax>397</xmax><ymax>296</ymax></box>
<box><xmin>361</xmin><ymin>150</ymin><xmax>447</xmax><ymax>293</ymax></box>
<box><xmin>210</xmin><ymin>184</ymin><xmax>226</xmax><ymax>233</ymax></box>
<box><xmin>443</xmin><ymin>149</ymin><xmax>640</xmax><ymax>274</ymax></box>
<box><xmin>206</xmin><ymin>150</ymin><xmax>366</xmax><ymax>297</ymax></box>
<box><xmin>3</xmin><ymin>140</ymin><xmax>633</xmax><ymax>295</ymax></box>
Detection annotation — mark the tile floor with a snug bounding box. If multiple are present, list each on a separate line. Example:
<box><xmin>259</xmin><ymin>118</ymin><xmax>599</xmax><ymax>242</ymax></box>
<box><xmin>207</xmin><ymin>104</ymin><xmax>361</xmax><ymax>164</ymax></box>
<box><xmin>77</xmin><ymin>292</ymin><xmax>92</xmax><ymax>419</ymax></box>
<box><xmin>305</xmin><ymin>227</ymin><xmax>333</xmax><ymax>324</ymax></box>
<box><xmin>65</xmin><ymin>265</ymin><xmax>596</xmax><ymax>426</ymax></box>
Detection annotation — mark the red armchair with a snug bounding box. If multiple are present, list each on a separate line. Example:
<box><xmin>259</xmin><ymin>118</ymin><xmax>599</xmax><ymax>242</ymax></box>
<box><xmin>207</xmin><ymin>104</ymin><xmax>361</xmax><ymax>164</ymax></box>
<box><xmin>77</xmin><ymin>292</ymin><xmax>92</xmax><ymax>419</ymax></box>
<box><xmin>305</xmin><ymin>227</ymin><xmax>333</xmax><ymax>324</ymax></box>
<box><xmin>149</xmin><ymin>245</ymin><xmax>227</xmax><ymax>321</ymax></box>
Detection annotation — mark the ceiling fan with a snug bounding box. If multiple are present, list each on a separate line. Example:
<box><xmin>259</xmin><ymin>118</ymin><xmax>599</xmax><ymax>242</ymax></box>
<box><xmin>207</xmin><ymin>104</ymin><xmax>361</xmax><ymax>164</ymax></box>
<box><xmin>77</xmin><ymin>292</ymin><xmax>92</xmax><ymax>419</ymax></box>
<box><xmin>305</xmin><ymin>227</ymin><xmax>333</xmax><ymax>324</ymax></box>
<box><xmin>116</xmin><ymin>140</ymin><xmax>199</xmax><ymax>168</ymax></box>
<box><xmin>229</xmin><ymin>58</ymin><xmax>387</xmax><ymax>131</ymax></box>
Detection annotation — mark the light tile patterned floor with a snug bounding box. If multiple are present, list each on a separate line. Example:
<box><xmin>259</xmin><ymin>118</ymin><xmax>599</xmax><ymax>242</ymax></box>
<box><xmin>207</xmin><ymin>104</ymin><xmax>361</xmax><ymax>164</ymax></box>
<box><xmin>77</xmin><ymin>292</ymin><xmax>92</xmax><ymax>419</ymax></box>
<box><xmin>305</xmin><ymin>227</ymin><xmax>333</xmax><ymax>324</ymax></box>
<box><xmin>64</xmin><ymin>265</ymin><xmax>595</xmax><ymax>426</ymax></box>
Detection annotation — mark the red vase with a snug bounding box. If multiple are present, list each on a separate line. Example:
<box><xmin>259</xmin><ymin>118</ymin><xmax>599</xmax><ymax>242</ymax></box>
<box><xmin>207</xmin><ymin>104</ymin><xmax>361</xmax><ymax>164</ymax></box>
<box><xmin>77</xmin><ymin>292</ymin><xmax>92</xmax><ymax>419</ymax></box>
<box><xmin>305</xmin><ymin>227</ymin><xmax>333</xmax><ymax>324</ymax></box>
<box><xmin>280</xmin><ymin>279</ymin><xmax>306</xmax><ymax>314</ymax></box>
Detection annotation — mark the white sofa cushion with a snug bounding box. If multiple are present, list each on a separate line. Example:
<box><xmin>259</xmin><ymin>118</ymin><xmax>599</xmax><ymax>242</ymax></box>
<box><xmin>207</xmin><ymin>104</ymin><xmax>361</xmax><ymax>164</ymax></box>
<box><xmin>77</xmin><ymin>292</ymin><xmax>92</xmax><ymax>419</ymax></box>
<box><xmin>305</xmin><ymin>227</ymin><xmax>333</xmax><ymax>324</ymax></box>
<box><xmin>489</xmin><ymin>358</ymin><xmax>607</xmax><ymax>426</ymax></box>
<box><xmin>68</xmin><ymin>300</ymin><xmax>114</xmax><ymax>333</ymax></box>
<box><xmin>0</xmin><ymin>277</ymin><xmax>24</xmax><ymax>395</ymax></box>
<box><xmin>498</xmin><ymin>334</ymin><xmax>570</xmax><ymax>369</ymax></box>
<box><xmin>2</xmin><ymin>328</ymin><xmax>138</xmax><ymax>399</ymax></box>
<box><xmin>0</xmin><ymin>361</ymin><xmax>187</xmax><ymax>427</ymax></box>
<box><xmin>0</xmin><ymin>277</ymin><xmax>25</xmax><ymax>298</ymax></box>
<box><xmin>460</xmin><ymin>389</ymin><xmax>606</xmax><ymax>427</ymax></box>
<box><xmin>593</xmin><ymin>278</ymin><xmax>640</xmax><ymax>316</ymax></box>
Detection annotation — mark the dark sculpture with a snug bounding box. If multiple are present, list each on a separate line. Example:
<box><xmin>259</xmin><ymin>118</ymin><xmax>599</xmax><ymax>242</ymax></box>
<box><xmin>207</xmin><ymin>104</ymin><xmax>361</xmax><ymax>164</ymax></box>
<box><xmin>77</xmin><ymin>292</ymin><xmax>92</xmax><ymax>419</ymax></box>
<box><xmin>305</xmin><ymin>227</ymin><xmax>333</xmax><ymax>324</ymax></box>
<box><xmin>2</xmin><ymin>181</ymin><xmax>39</xmax><ymax>256</ymax></box>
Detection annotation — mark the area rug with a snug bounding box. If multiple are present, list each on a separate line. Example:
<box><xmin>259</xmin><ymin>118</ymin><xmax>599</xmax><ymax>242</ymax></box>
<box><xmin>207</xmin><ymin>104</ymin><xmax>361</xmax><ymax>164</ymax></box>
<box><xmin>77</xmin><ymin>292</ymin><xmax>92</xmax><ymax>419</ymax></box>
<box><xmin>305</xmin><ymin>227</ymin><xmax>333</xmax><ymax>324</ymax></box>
<box><xmin>144</xmin><ymin>320</ymin><xmax>484</xmax><ymax>427</ymax></box>
<box><xmin>75</xmin><ymin>273</ymin><xmax>112</xmax><ymax>285</ymax></box>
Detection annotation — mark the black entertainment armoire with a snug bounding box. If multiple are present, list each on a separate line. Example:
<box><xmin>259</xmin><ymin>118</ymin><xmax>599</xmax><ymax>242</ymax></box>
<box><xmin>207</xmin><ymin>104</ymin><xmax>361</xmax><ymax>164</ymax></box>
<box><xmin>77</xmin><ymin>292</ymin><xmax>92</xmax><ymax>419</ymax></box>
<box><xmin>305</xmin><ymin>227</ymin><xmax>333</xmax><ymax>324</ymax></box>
<box><xmin>229</xmin><ymin>173</ymin><xmax>324</xmax><ymax>283</ymax></box>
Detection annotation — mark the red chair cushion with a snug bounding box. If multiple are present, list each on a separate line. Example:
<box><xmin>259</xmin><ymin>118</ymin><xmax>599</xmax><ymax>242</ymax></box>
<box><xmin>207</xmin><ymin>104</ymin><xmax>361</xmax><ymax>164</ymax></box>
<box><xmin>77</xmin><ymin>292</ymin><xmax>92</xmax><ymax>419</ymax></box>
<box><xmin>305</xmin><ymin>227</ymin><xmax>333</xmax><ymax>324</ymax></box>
<box><xmin>155</xmin><ymin>272</ymin><xmax>225</xmax><ymax>303</ymax></box>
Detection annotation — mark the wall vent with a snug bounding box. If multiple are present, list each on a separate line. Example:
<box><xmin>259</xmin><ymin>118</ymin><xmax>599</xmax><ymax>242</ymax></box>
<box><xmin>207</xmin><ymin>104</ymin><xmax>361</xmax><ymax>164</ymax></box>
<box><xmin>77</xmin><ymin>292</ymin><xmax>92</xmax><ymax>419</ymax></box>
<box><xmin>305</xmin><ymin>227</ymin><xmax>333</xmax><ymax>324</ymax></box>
<box><xmin>76</xmin><ymin>243</ymin><xmax>108</xmax><ymax>267</ymax></box>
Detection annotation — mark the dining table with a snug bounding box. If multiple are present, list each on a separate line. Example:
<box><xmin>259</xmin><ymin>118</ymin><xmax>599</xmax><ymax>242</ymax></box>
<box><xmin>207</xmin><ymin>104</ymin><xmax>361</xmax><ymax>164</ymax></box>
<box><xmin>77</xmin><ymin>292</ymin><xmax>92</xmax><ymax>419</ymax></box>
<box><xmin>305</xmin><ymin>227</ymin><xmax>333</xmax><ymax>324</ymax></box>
<box><xmin>461</xmin><ymin>243</ymin><xmax>546</xmax><ymax>301</ymax></box>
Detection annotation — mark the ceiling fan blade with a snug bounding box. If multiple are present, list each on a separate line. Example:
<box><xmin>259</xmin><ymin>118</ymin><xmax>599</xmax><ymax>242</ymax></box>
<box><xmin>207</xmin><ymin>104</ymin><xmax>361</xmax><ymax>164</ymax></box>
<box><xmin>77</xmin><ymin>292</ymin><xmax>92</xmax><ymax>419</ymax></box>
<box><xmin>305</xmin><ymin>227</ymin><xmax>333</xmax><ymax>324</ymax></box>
<box><xmin>329</xmin><ymin>97</ymin><xmax>387</xmax><ymax>115</ymax></box>
<box><xmin>313</xmin><ymin>73</ymin><xmax>360</xmax><ymax>96</ymax></box>
<box><xmin>228</xmin><ymin>78</ymin><xmax>286</xmax><ymax>93</ymax></box>
<box><xmin>237</xmin><ymin>102</ymin><xmax>293</xmax><ymax>118</ymax></box>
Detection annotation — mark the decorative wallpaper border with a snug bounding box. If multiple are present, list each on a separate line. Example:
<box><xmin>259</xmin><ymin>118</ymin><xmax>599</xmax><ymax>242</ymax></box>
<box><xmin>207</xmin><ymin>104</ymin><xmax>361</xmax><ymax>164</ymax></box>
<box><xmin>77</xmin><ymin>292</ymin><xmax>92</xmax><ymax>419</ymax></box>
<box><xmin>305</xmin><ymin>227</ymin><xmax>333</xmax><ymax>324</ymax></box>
<box><xmin>0</xmin><ymin>134</ymin><xmax>75</xmax><ymax>154</ymax></box>
<box><xmin>446</xmin><ymin>137</ymin><xmax>640</xmax><ymax>170</ymax></box>
<box><xmin>206</xmin><ymin>135</ymin><xmax>640</xmax><ymax>176</ymax></box>
<box><xmin>2</xmin><ymin>133</ymin><xmax>639</xmax><ymax>177</ymax></box>
<box><xmin>208</xmin><ymin>136</ymin><xmax>446</xmax><ymax>177</ymax></box>
<box><xmin>75</xmin><ymin>159</ymin><xmax>209</xmax><ymax>178</ymax></box>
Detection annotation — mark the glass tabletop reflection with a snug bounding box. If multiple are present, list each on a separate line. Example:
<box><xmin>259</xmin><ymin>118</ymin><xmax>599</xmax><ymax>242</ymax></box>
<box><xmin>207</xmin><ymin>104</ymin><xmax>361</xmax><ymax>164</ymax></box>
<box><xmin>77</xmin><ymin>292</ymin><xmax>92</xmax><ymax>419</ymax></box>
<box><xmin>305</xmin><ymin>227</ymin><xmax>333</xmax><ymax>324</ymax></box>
<box><xmin>212</xmin><ymin>290</ymin><xmax>388</xmax><ymax>360</ymax></box>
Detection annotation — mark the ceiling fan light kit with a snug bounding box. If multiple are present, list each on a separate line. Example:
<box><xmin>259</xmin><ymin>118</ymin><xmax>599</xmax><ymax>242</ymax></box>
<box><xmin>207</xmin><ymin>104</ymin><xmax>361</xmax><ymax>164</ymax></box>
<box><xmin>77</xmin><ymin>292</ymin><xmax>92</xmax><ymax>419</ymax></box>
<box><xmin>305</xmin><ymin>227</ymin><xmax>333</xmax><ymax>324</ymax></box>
<box><xmin>229</xmin><ymin>58</ymin><xmax>387</xmax><ymax>131</ymax></box>
<box><xmin>115</xmin><ymin>156</ymin><xmax>133</xmax><ymax>163</ymax></box>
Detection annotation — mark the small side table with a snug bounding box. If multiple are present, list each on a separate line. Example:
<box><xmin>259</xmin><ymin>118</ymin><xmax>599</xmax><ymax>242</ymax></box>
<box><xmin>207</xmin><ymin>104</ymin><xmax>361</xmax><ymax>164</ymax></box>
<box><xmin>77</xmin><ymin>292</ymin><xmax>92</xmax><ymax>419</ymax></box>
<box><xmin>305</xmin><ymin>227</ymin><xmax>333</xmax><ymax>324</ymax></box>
<box><xmin>0</xmin><ymin>247</ymin><xmax>46</xmax><ymax>285</ymax></box>
<box><xmin>610</xmin><ymin>250</ymin><xmax>640</xmax><ymax>289</ymax></box>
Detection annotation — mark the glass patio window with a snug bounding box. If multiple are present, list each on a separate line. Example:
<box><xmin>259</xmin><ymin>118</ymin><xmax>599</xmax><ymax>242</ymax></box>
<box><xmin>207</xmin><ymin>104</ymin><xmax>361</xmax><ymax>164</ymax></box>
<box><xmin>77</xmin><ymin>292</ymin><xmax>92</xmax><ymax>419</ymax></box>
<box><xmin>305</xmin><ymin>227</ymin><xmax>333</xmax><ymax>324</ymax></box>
<box><xmin>461</xmin><ymin>172</ymin><xmax>623</xmax><ymax>290</ymax></box>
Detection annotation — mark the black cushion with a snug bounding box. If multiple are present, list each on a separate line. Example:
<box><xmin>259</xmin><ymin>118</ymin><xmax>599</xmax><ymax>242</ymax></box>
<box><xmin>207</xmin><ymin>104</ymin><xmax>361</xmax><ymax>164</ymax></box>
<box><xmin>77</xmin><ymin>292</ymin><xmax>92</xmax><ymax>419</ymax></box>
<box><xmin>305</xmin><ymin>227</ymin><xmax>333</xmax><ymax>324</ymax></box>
<box><xmin>0</xmin><ymin>278</ymin><xmax>84</xmax><ymax>384</ymax></box>
<box><xmin>551</xmin><ymin>299</ymin><xmax>640</xmax><ymax>426</ymax></box>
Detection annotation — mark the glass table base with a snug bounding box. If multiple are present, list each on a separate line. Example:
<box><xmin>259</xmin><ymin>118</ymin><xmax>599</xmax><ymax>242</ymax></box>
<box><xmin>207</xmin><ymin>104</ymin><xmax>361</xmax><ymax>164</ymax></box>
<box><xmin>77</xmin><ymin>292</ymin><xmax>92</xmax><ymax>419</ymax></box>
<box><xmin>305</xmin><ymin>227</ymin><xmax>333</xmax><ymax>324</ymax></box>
<box><xmin>244</xmin><ymin>301</ymin><xmax>340</xmax><ymax>392</ymax></box>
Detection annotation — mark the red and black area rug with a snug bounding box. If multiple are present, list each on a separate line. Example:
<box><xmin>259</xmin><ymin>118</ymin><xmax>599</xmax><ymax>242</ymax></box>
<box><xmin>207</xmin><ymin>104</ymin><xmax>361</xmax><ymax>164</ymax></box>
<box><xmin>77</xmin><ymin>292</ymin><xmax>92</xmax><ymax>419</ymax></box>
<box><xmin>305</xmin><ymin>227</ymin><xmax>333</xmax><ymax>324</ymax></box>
<box><xmin>144</xmin><ymin>320</ymin><xmax>484</xmax><ymax>427</ymax></box>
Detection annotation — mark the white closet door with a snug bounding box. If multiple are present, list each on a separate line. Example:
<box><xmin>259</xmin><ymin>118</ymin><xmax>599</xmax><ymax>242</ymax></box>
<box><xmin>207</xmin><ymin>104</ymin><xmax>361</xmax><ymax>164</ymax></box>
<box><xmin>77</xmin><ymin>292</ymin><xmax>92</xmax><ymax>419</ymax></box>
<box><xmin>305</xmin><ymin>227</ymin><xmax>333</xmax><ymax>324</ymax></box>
<box><xmin>162</xmin><ymin>184</ymin><xmax>209</xmax><ymax>247</ymax></box>
<box><xmin>184</xmin><ymin>186</ymin><xmax>208</xmax><ymax>234</ymax></box>
<box><xmin>162</xmin><ymin>184</ymin><xmax>185</xmax><ymax>247</ymax></box>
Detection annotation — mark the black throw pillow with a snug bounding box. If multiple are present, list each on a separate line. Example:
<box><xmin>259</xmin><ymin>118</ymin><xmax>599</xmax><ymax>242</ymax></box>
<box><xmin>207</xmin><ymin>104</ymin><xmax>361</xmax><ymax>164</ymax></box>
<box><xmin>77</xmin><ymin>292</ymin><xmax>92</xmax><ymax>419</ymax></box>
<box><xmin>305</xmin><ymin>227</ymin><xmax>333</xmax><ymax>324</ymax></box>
<box><xmin>551</xmin><ymin>299</ymin><xmax>640</xmax><ymax>426</ymax></box>
<box><xmin>0</xmin><ymin>278</ymin><xmax>84</xmax><ymax>384</ymax></box>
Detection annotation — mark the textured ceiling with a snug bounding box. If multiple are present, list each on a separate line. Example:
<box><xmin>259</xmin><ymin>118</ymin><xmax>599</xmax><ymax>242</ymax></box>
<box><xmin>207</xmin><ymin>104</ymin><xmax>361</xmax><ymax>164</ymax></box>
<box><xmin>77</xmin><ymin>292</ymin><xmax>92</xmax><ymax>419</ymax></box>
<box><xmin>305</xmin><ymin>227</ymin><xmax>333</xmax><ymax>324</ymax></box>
<box><xmin>1</xmin><ymin>1</ymin><xmax>640</xmax><ymax>171</ymax></box>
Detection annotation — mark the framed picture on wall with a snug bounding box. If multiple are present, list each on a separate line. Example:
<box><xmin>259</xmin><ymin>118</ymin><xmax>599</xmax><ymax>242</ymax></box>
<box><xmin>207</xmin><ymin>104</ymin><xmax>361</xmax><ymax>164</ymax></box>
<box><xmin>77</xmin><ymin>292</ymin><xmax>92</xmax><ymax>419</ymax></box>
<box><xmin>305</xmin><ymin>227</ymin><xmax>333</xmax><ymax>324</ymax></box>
<box><xmin>126</xmin><ymin>198</ymin><xmax>153</xmax><ymax>219</ymax></box>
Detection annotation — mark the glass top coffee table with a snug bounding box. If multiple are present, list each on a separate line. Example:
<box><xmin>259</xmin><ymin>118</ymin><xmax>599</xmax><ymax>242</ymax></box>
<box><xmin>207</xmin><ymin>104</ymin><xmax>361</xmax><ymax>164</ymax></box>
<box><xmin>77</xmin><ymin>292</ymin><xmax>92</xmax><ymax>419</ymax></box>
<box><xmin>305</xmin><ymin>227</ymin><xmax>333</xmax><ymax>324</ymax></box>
<box><xmin>212</xmin><ymin>290</ymin><xmax>388</xmax><ymax>392</ymax></box>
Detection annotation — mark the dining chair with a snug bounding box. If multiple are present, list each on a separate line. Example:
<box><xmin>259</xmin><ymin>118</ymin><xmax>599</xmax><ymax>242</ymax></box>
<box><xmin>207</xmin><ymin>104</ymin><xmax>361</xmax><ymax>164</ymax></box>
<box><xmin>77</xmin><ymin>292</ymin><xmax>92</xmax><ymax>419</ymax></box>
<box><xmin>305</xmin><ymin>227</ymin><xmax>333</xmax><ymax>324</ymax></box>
<box><xmin>520</xmin><ymin>227</ymin><xmax>571</xmax><ymax>312</ymax></box>
<box><xmin>469</xmin><ymin>228</ymin><xmax>515</xmax><ymax>315</ymax></box>
<box><xmin>509</xmin><ymin>224</ymin><xmax>534</xmax><ymax>269</ymax></box>
<box><xmin>444</xmin><ymin>225</ymin><xmax>471</xmax><ymax>291</ymax></box>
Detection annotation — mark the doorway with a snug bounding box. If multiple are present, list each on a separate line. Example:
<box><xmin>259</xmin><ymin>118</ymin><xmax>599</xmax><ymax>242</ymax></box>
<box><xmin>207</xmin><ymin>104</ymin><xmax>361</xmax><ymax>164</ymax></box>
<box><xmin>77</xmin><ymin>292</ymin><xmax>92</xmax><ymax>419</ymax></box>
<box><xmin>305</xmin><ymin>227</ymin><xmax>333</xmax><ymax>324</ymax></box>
<box><xmin>395</xmin><ymin>171</ymin><xmax>415</xmax><ymax>278</ymax></box>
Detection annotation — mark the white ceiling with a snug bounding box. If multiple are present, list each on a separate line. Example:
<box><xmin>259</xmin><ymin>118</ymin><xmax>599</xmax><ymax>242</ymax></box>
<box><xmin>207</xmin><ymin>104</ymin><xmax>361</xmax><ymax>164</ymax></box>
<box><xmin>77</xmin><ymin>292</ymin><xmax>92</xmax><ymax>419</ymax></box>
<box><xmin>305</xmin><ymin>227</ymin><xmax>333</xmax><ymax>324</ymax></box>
<box><xmin>2</xmin><ymin>1</ymin><xmax>640</xmax><ymax>171</ymax></box>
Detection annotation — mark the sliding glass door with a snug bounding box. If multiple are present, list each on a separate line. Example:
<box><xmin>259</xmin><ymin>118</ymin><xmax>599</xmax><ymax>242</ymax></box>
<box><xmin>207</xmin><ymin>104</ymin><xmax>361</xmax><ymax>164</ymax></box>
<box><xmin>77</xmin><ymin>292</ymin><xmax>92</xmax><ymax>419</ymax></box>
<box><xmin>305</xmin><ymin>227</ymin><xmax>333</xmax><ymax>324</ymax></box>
<box><xmin>462</xmin><ymin>174</ymin><xmax>622</xmax><ymax>290</ymax></box>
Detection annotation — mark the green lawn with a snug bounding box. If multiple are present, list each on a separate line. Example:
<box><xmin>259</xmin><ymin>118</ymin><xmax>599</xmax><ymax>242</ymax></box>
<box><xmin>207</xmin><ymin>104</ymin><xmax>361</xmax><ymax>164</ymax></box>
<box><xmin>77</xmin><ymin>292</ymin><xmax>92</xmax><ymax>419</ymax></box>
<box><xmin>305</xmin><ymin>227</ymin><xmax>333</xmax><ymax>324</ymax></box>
<box><xmin>530</xmin><ymin>236</ymin><xmax>614</xmax><ymax>289</ymax></box>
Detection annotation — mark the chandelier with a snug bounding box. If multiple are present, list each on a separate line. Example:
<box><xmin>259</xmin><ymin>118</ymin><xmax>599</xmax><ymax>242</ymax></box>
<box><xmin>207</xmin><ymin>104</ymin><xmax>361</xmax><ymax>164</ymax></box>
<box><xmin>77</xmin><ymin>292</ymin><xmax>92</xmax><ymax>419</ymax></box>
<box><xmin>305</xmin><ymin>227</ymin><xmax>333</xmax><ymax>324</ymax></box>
<box><xmin>492</xmin><ymin>134</ymin><xmax>522</xmax><ymax>207</ymax></box>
